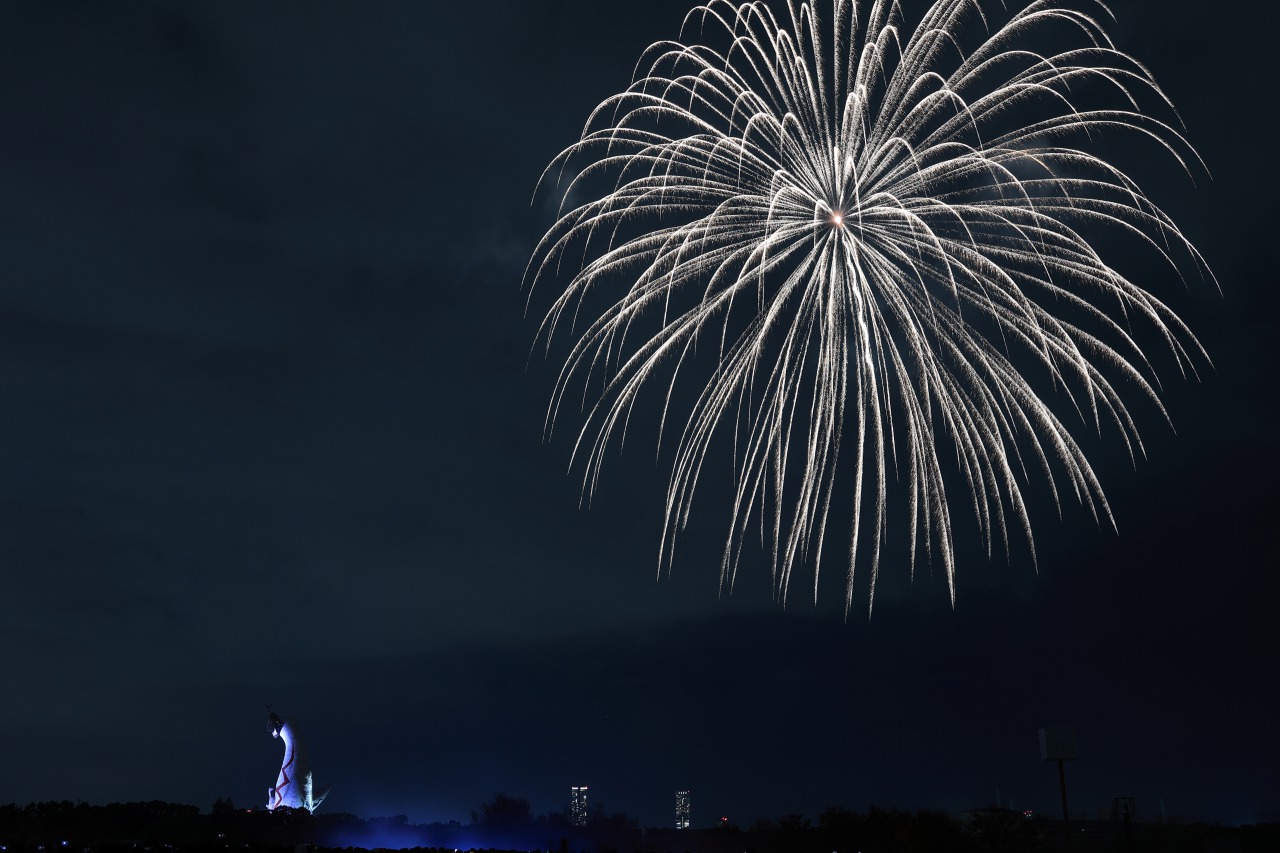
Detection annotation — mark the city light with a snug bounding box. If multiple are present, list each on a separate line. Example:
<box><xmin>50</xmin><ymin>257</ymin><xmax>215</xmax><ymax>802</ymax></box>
<box><xmin>570</xmin><ymin>786</ymin><xmax>589</xmax><ymax>827</ymax></box>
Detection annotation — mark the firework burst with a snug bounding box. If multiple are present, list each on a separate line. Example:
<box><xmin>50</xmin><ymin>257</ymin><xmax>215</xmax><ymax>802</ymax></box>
<box><xmin>527</xmin><ymin>0</ymin><xmax>1211</xmax><ymax>614</ymax></box>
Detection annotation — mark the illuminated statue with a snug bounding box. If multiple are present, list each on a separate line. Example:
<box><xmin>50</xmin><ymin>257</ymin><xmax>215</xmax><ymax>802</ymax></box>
<box><xmin>266</xmin><ymin>708</ymin><xmax>331</xmax><ymax>813</ymax></box>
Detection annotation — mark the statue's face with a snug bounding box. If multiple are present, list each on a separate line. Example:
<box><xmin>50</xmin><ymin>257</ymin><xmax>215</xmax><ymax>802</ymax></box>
<box><xmin>269</xmin><ymin>713</ymin><xmax>284</xmax><ymax>738</ymax></box>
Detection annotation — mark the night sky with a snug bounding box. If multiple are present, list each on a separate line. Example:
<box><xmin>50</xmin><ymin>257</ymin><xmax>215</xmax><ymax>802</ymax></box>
<box><xmin>1</xmin><ymin>0</ymin><xmax>1276</xmax><ymax>831</ymax></box>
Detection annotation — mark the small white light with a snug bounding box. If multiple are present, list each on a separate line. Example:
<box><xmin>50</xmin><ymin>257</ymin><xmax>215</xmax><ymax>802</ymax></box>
<box><xmin>831</xmin><ymin>212</ymin><xmax>844</xmax><ymax>227</ymax></box>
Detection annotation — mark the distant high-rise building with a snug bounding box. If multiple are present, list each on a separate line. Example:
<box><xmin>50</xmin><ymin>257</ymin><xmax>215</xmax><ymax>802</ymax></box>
<box><xmin>675</xmin><ymin>790</ymin><xmax>690</xmax><ymax>829</ymax></box>
<box><xmin>570</xmin><ymin>786</ymin><xmax>589</xmax><ymax>827</ymax></box>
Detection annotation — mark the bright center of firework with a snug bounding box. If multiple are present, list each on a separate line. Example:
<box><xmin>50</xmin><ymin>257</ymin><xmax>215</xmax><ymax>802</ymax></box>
<box><xmin>831</xmin><ymin>212</ymin><xmax>844</xmax><ymax>228</ymax></box>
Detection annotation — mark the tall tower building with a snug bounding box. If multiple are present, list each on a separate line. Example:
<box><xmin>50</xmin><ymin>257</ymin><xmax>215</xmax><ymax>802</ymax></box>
<box><xmin>570</xmin><ymin>786</ymin><xmax>589</xmax><ymax>827</ymax></box>
<box><xmin>675</xmin><ymin>790</ymin><xmax>690</xmax><ymax>829</ymax></box>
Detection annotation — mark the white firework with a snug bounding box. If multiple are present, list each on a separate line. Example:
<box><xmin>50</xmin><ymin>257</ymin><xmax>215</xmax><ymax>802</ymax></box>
<box><xmin>527</xmin><ymin>0</ymin><xmax>1211</xmax><ymax>614</ymax></box>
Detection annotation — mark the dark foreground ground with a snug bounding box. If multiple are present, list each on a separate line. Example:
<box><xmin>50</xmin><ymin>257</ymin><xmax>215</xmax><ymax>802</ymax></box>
<box><xmin>2</xmin><ymin>802</ymin><xmax>1277</xmax><ymax>853</ymax></box>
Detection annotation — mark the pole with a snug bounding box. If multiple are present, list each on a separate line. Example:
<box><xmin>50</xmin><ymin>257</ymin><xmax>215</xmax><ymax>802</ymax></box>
<box><xmin>1057</xmin><ymin>758</ymin><xmax>1070</xmax><ymax>822</ymax></box>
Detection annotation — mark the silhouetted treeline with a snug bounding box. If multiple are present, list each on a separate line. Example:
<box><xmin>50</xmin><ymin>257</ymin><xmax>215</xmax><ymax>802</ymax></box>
<box><xmin>0</xmin><ymin>800</ymin><xmax>1275</xmax><ymax>853</ymax></box>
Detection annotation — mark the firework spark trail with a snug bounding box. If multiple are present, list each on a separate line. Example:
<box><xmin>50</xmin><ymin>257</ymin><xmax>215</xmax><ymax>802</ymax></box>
<box><xmin>526</xmin><ymin>0</ymin><xmax>1212</xmax><ymax>615</ymax></box>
